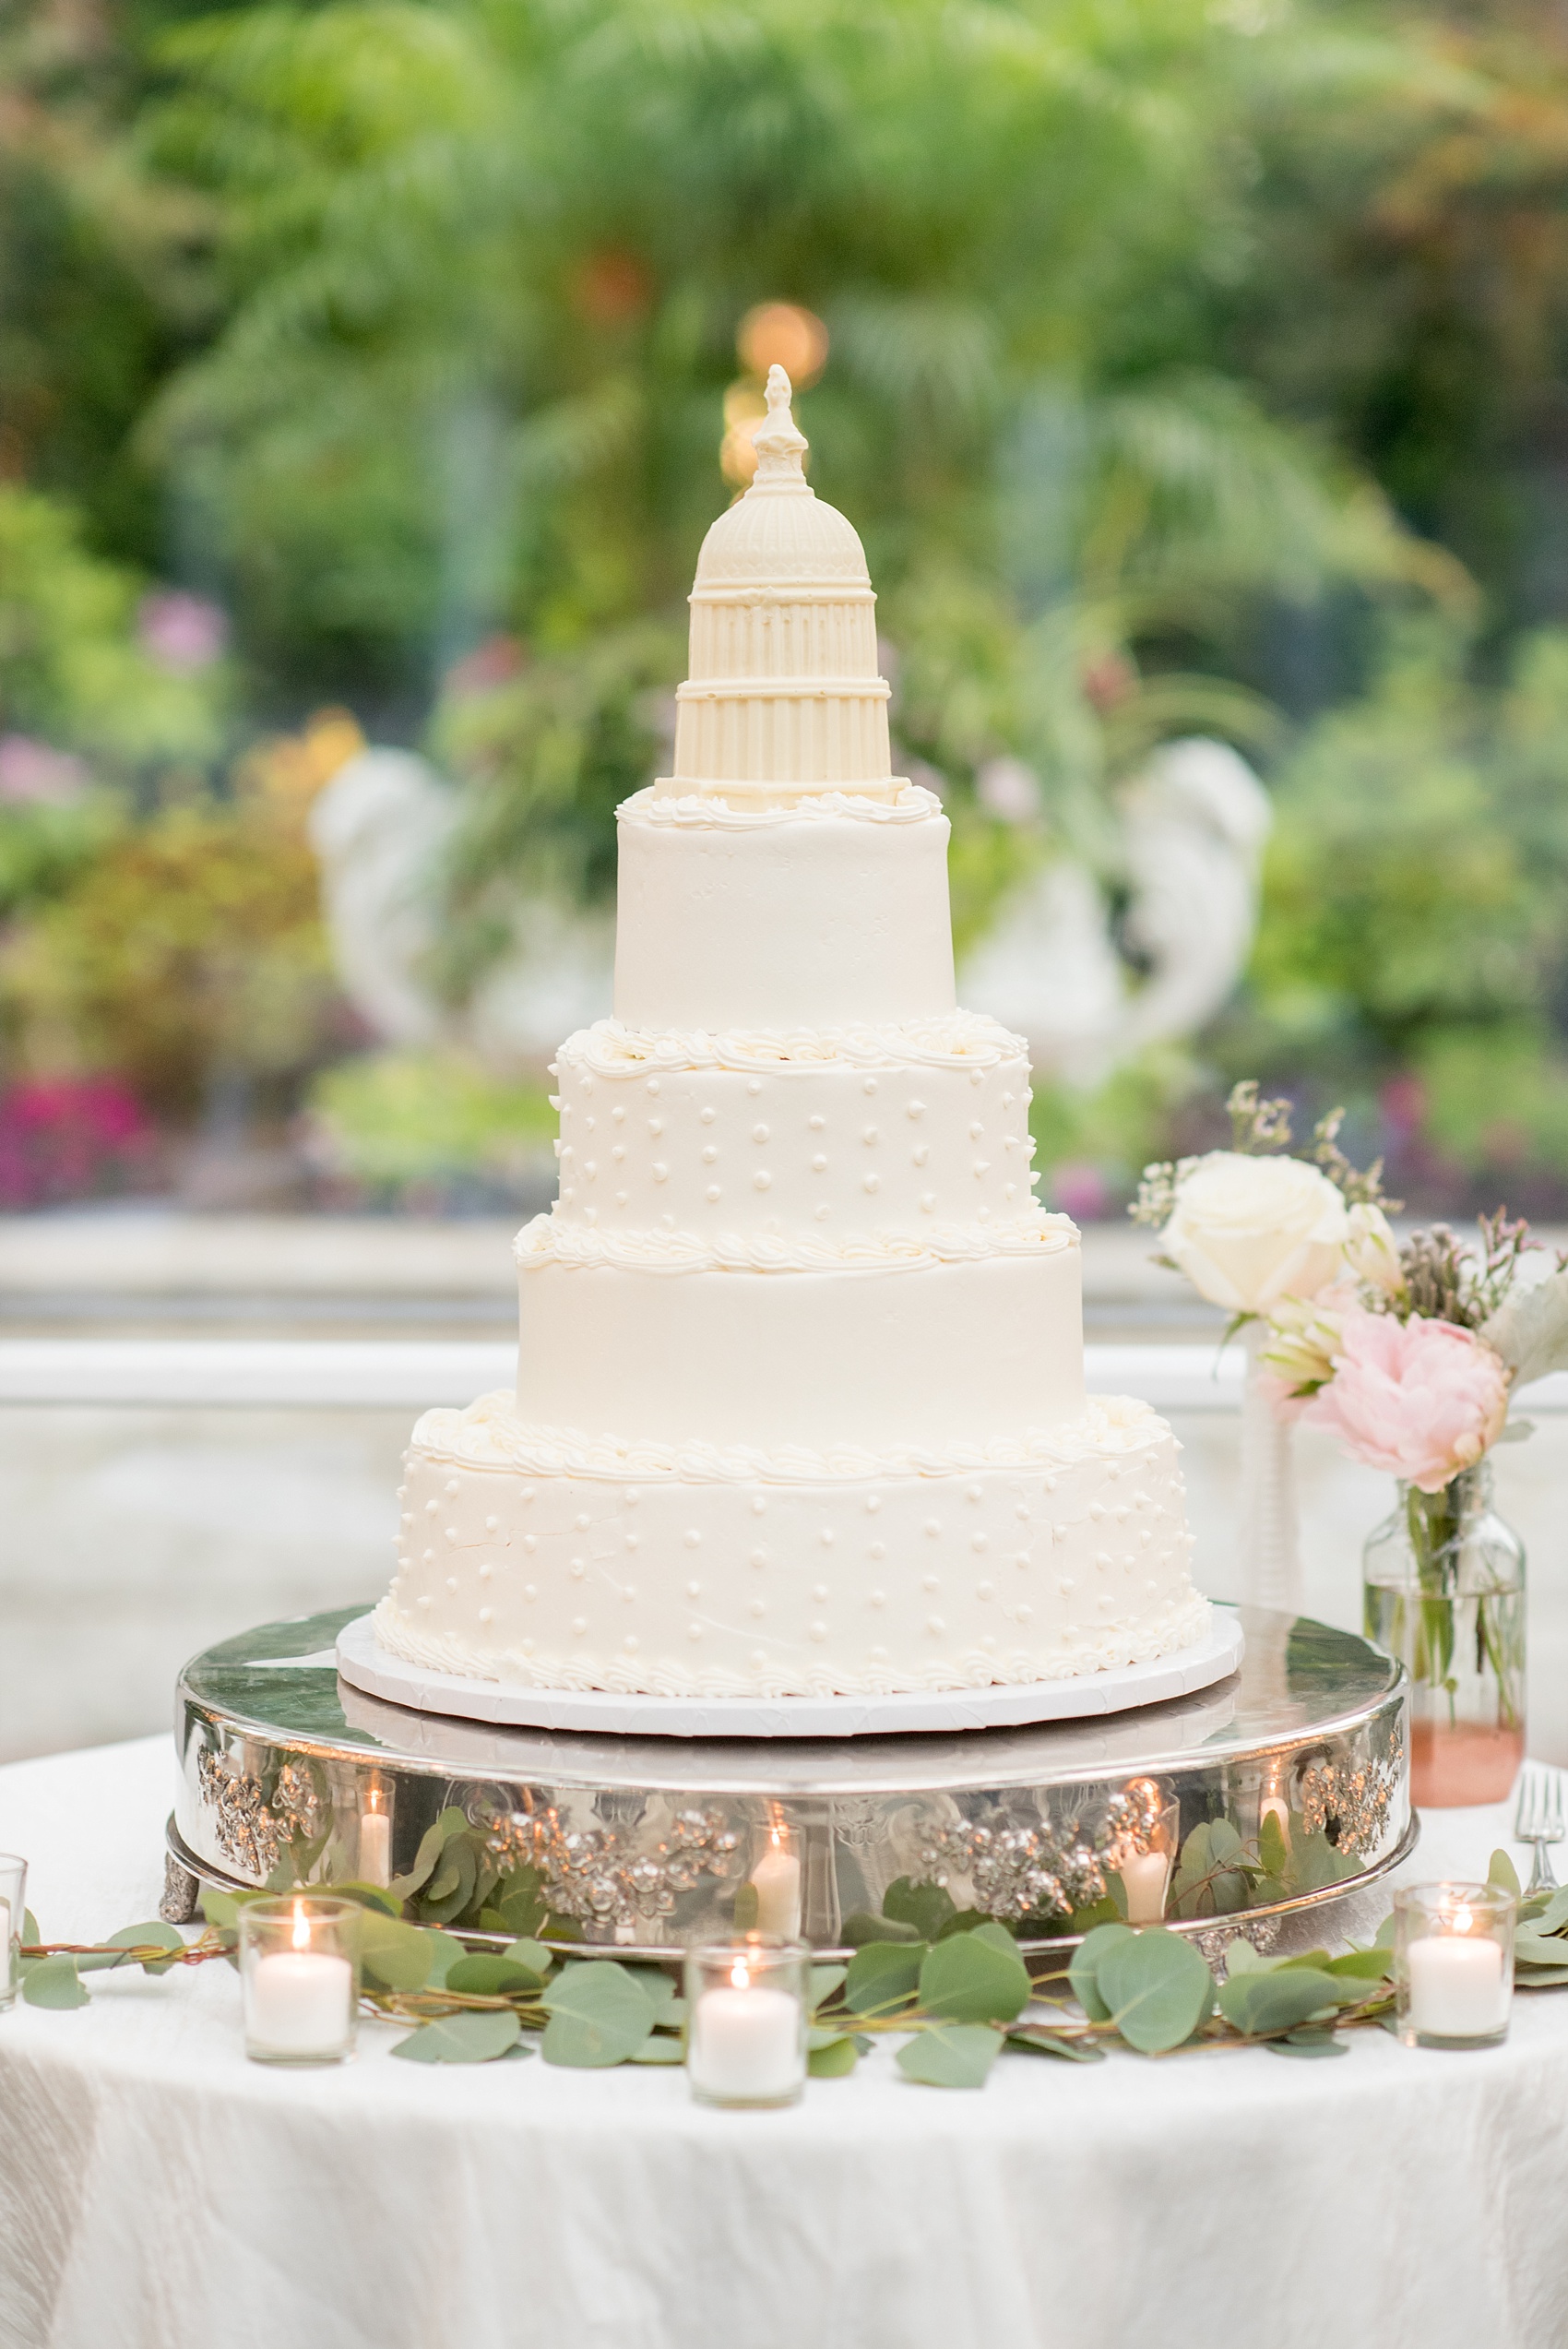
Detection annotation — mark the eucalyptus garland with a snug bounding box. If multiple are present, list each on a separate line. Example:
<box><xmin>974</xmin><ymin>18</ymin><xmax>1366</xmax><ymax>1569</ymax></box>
<box><xmin>16</xmin><ymin>1849</ymin><xmax>1566</xmax><ymax>2083</ymax></box>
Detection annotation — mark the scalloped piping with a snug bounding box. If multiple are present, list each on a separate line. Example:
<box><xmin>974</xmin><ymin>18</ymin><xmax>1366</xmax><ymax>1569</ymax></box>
<box><xmin>513</xmin><ymin>1209</ymin><xmax>1075</xmax><ymax>1275</ymax></box>
<box><xmin>407</xmin><ymin>1389</ymin><xmax>1172</xmax><ymax>1484</ymax></box>
<box><xmin>619</xmin><ymin>782</ymin><xmax>942</xmax><ymax>829</ymax></box>
<box><xmin>553</xmin><ymin>1008</ymin><xmax>1026</xmax><ymax>1077</ymax></box>
<box><xmin>371</xmin><ymin>1588</ymin><xmax>1212</xmax><ymax>1698</ymax></box>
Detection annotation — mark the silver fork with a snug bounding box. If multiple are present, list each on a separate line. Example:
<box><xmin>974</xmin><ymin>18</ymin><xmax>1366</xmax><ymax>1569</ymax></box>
<box><xmin>1514</xmin><ymin>1769</ymin><xmax>1565</xmax><ymax>1894</ymax></box>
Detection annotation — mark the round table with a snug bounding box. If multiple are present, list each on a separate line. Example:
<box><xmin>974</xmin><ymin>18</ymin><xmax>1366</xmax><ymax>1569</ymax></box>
<box><xmin>3</xmin><ymin>1737</ymin><xmax>1567</xmax><ymax>2349</ymax></box>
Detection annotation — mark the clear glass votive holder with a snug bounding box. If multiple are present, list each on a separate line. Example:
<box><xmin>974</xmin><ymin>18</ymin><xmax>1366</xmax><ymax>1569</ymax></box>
<box><xmin>0</xmin><ymin>1854</ymin><xmax>27</xmax><ymax>2011</ymax></box>
<box><xmin>684</xmin><ymin>1936</ymin><xmax>808</xmax><ymax>2109</ymax></box>
<box><xmin>1394</xmin><ymin>1881</ymin><xmax>1515</xmax><ymax>2050</ymax></box>
<box><xmin>1112</xmin><ymin>1794</ymin><xmax>1180</xmax><ymax>1925</ymax></box>
<box><xmin>239</xmin><ymin>1896</ymin><xmax>361</xmax><ymax>2066</ymax></box>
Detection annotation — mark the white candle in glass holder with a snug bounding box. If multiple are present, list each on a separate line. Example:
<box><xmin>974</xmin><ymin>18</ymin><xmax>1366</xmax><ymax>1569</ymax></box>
<box><xmin>1119</xmin><ymin>1850</ymin><xmax>1170</xmax><ymax>1925</ymax></box>
<box><xmin>360</xmin><ymin>1796</ymin><xmax>392</xmax><ymax>1889</ymax></box>
<box><xmin>249</xmin><ymin>1906</ymin><xmax>354</xmax><ymax>2057</ymax></box>
<box><xmin>690</xmin><ymin>1963</ymin><xmax>802</xmax><ymax>2101</ymax></box>
<box><xmin>1408</xmin><ymin>1929</ymin><xmax>1507</xmax><ymax>2040</ymax></box>
<box><xmin>751</xmin><ymin>1831</ymin><xmax>802</xmax><ymax>1939</ymax></box>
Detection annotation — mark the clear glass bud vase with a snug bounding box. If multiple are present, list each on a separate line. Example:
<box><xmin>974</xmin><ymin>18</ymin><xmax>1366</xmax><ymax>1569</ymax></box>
<box><xmin>1363</xmin><ymin>1462</ymin><xmax>1525</xmax><ymax>1807</ymax></box>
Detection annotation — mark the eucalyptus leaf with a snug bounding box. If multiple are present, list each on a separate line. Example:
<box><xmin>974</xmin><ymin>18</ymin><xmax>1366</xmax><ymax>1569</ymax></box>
<box><xmin>1216</xmin><ymin>1968</ymin><xmax>1344</xmax><ymax>2036</ymax></box>
<box><xmin>1099</xmin><ymin>1931</ymin><xmax>1215</xmax><ymax>2053</ymax></box>
<box><xmin>882</xmin><ymin>1877</ymin><xmax>958</xmax><ymax>1942</ymax></box>
<box><xmin>841</xmin><ymin>1912</ymin><xmax>921</xmax><ymax>1948</ymax></box>
<box><xmin>1068</xmin><ymin>1922</ymin><xmax>1135</xmax><ymax>2022</ymax></box>
<box><xmin>22</xmin><ymin>1910</ymin><xmax>41</xmax><ymax>1948</ymax></box>
<box><xmin>1265</xmin><ymin>2028</ymin><xmax>1348</xmax><ymax>2059</ymax></box>
<box><xmin>357</xmin><ymin>1914</ymin><xmax>435</xmax><ymax>1993</ymax></box>
<box><xmin>390</xmin><ymin>2009</ymin><xmax>522</xmax><ymax>2064</ymax></box>
<box><xmin>199</xmin><ymin>1890</ymin><xmax>239</xmax><ymax>1930</ymax></box>
<box><xmin>1512</xmin><ymin>1964</ymin><xmax>1568</xmax><ymax>1987</ymax></box>
<box><xmin>1509</xmin><ymin>1929</ymin><xmax>1568</xmax><ymax>1969</ymax></box>
<box><xmin>418</xmin><ymin>1836</ymin><xmax>480</xmax><ymax>1925</ymax></box>
<box><xmin>808</xmin><ymin>2034</ymin><xmax>860</xmax><ymax>2078</ymax></box>
<box><xmin>620</xmin><ymin>1966</ymin><xmax>679</xmax><ymax>2020</ymax></box>
<box><xmin>445</xmin><ymin>1953</ymin><xmax>548</xmax><ymax>1997</ymax></box>
<box><xmin>319</xmin><ymin>1881</ymin><xmax>401</xmax><ymax>1917</ymax></box>
<box><xmin>1323</xmin><ymin>1947</ymin><xmax>1392</xmax><ymax>1981</ymax></box>
<box><xmin>540</xmin><ymin>1961</ymin><xmax>656</xmax><ymax>2067</ymax></box>
<box><xmin>104</xmin><ymin>1921</ymin><xmax>186</xmax><ymax>1975</ymax></box>
<box><xmin>1489</xmin><ymin>1848</ymin><xmax>1523</xmax><ymax>1899</ymax></box>
<box><xmin>1172</xmin><ymin>1818</ymin><xmax>1252</xmax><ymax>1917</ymax></box>
<box><xmin>390</xmin><ymin>1807</ymin><xmax>469</xmax><ymax>1902</ymax></box>
<box><xmin>1006</xmin><ymin>2027</ymin><xmax>1106</xmax><ymax>2063</ymax></box>
<box><xmin>807</xmin><ymin>1963</ymin><xmax>847</xmax><ymax>2011</ymax></box>
<box><xmin>844</xmin><ymin>1938</ymin><xmax>927</xmax><ymax>2015</ymax></box>
<box><xmin>896</xmin><ymin>2021</ymin><xmax>1002</xmax><ymax>2088</ymax></box>
<box><xmin>22</xmin><ymin>1955</ymin><xmax>89</xmax><ymax>2009</ymax></box>
<box><xmin>422</xmin><ymin>1932</ymin><xmax>469</xmax><ymax>1988</ymax></box>
<box><xmin>1535</xmin><ymin>1887</ymin><xmax>1568</xmax><ymax>1936</ymax></box>
<box><xmin>502</xmin><ymin>1938</ymin><xmax>555</xmax><ymax>1979</ymax></box>
<box><xmin>1258</xmin><ymin>1811</ymin><xmax>1290</xmax><ymax>1879</ymax></box>
<box><xmin>917</xmin><ymin>1927</ymin><xmax>1029</xmax><ymax>2025</ymax></box>
<box><xmin>490</xmin><ymin>1871</ymin><xmax>549</xmax><ymax>1939</ymax></box>
<box><xmin>629</xmin><ymin>2037</ymin><xmax>685</xmax><ymax>2064</ymax></box>
<box><xmin>731</xmin><ymin>1881</ymin><xmax>759</xmax><ymax>1933</ymax></box>
<box><xmin>1374</xmin><ymin>1912</ymin><xmax>1397</xmax><ymax>1950</ymax></box>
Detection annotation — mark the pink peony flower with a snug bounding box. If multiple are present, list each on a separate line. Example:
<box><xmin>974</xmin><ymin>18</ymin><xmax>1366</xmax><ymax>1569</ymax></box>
<box><xmin>1302</xmin><ymin>1305</ymin><xmax>1510</xmax><ymax>1493</ymax></box>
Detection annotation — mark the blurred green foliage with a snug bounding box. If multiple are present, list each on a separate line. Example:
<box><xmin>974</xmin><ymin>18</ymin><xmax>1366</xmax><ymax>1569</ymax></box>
<box><xmin>306</xmin><ymin>1049</ymin><xmax>556</xmax><ymax>1199</ymax></box>
<box><xmin>6</xmin><ymin>0</ymin><xmax>1568</xmax><ymax>1203</ymax></box>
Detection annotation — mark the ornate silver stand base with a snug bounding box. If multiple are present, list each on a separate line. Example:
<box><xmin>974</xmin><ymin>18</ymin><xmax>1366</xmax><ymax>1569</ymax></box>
<box><xmin>172</xmin><ymin>1600</ymin><xmax>1411</xmax><ymax>1960</ymax></box>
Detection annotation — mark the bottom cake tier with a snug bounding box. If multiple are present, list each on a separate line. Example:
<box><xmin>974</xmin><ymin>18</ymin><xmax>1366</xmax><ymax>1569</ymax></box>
<box><xmin>376</xmin><ymin>1391</ymin><xmax>1206</xmax><ymax>1698</ymax></box>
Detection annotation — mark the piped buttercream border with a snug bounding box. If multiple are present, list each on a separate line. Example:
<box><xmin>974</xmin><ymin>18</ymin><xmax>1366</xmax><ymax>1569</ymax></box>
<box><xmin>513</xmin><ymin>1209</ymin><xmax>1075</xmax><ymax>1274</ymax></box>
<box><xmin>554</xmin><ymin>1008</ymin><xmax>1026</xmax><ymax>1076</ymax></box>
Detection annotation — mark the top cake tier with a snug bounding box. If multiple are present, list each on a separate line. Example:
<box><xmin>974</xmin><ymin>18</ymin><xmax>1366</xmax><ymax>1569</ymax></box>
<box><xmin>658</xmin><ymin>365</ymin><xmax>905</xmax><ymax>808</ymax></box>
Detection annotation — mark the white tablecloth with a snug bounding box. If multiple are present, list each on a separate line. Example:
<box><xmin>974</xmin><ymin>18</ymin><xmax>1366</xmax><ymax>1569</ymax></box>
<box><xmin>3</xmin><ymin>1737</ymin><xmax>1567</xmax><ymax>2349</ymax></box>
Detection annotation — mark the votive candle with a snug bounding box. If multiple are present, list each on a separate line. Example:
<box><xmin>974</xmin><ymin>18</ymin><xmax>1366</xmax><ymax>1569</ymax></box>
<box><xmin>750</xmin><ymin>1826</ymin><xmax>802</xmax><ymax>1940</ymax></box>
<box><xmin>0</xmin><ymin>1854</ymin><xmax>26</xmax><ymax>2013</ymax></box>
<box><xmin>360</xmin><ymin>1792</ymin><xmax>393</xmax><ymax>1889</ymax></box>
<box><xmin>1396</xmin><ymin>1881</ymin><xmax>1515</xmax><ymax>2049</ymax></box>
<box><xmin>240</xmin><ymin>1896</ymin><xmax>359</xmax><ymax>2065</ymax></box>
<box><xmin>685</xmin><ymin>1938</ymin><xmax>807</xmax><ymax>2108</ymax></box>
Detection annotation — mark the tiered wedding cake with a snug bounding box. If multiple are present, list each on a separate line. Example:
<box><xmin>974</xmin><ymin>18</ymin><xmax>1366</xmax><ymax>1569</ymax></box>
<box><xmin>373</xmin><ymin>369</ymin><xmax>1206</xmax><ymax>1699</ymax></box>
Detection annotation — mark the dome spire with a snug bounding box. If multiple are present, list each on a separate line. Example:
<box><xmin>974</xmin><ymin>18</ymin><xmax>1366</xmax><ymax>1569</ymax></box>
<box><xmin>748</xmin><ymin>364</ymin><xmax>809</xmax><ymax>489</ymax></box>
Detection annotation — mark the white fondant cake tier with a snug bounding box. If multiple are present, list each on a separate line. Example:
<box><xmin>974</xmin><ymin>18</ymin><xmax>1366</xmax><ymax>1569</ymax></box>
<box><xmin>552</xmin><ymin>1012</ymin><xmax>1039</xmax><ymax>1234</ymax></box>
<box><xmin>376</xmin><ymin>1391</ymin><xmax>1206</xmax><ymax>1699</ymax></box>
<box><xmin>513</xmin><ymin>1229</ymin><xmax>1086</xmax><ymax>1452</ymax></box>
<box><xmin>613</xmin><ymin>787</ymin><xmax>954</xmax><ymax>1029</ymax></box>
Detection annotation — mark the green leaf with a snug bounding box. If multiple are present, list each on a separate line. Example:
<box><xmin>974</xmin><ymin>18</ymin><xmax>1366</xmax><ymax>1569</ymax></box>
<box><xmin>808</xmin><ymin>2034</ymin><xmax>860</xmax><ymax>2078</ymax></box>
<box><xmin>896</xmin><ymin>2021</ymin><xmax>1002</xmax><ymax>2088</ymax></box>
<box><xmin>421</xmin><ymin>1932</ymin><xmax>469</xmax><ymax>1988</ymax></box>
<box><xmin>731</xmin><ymin>1881</ymin><xmax>759</xmax><ymax>1933</ymax></box>
<box><xmin>1509</xmin><ymin>1929</ymin><xmax>1568</xmax><ymax>1969</ymax></box>
<box><xmin>1172</xmin><ymin>1819</ymin><xmax>1253</xmax><ymax>1917</ymax></box>
<box><xmin>1488</xmin><ymin>1848</ymin><xmax>1522</xmax><ymax>1898</ymax></box>
<box><xmin>489</xmin><ymin>1871</ymin><xmax>549</xmax><ymax>1939</ymax></box>
<box><xmin>390</xmin><ymin>1807</ymin><xmax>469</xmax><ymax>1902</ymax></box>
<box><xmin>1512</xmin><ymin>1964</ymin><xmax>1568</xmax><ymax>1987</ymax></box>
<box><xmin>807</xmin><ymin>1963</ymin><xmax>847</xmax><ymax>2011</ymax></box>
<box><xmin>1323</xmin><ymin>1946</ymin><xmax>1392</xmax><ymax>1980</ymax></box>
<box><xmin>917</xmin><ymin>1927</ymin><xmax>1029</xmax><ymax>2025</ymax></box>
<box><xmin>1535</xmin><ymin>1887</ymin><xmax>1568</xmax><ymax>1936</ymax></box>
<box><xmin>445</xmin><ymin>1953</ymin><xmax>548</xmax><ymax>1997</ymax></box>
<box><xmin>629</xmin><ymin>2036</ymin><xmax>685</xmax><ymax>2064</ymax></box>
<box><xmin>1258</xmin><ymin>1811</ymin><xmax>1290</xmax><ymax>1878</ymax></box>
<box><xmin>540</xmin><ymin>1961</ymin><xmax>656</xmax><ymax>2067</ymax></box>
<box><xmin>390</xmin><ymin>2009</ymin><xmax>522</xmax><ymax>2064</ymax></box>
<box><xmin>357</xmin><ymin>1914</ymin><xmax>435</xmax><ymax>1993</ymax></box>
<box><xmin>501</xmin><ymin>1936</ymin><xmax>553</xmax><ymax>1976</ymax></box>
<box><xmin>1068</xmin><ymin>1895</ymin><xmax>1123</xmax><ymax>1934</ymax></box>
<box><xmin>1005</xmin><ymin>2027</ymin><xmax>1106</xmax><ymax>2063</ymax></box>
<box><xmin>841</xmin><ymin>1911</ymin><xmax>921</xmax><ymax>1947</ymax></box>
<box><xmin>618</xmin><ymin>1966</ymin><xmax>679</xmax><ymax>2020</ymax></box>
<box><xmin>1216</xmin><ymin>1968</ymin><xmax>1344</xmax><ymax>2036</ymax></box>
<box><xmin>882</xmin><ymin>1877</ymin><xmax>959</xmax><ymax>1942</ymax></box>
<box><xmin>1068</xmin><ymin>1922</ymin><xmax>1135</xmax><ymax>2022</ymax></box>
<box><xmin>103</xmin><ymin>1921</ymin><xmax>186</xmax><ymax>1976</ymax></box>
<box><xmin>319</xmin><ymin>1881</ymin><xmax>401</xmax><ymax>1917</ymax></box>
<box><xmin>22</xmin><ymin>1955</ymin><xmax>89</xmax><ymax>2009</ymax></box>
<box><xmin>937</xmin><ymin>1908</ymin><xmax>995</xmax><ymax>1940</ymax></box>
<box><xmin>844</xmin><ymin>1938</ymin><xmax>927</xmax><ymax>2015</ymax></box>
<box><xmin>1099</xmin><ymin>1932</ymin><xmax>1215</xmax><ymax>2053</ymax></box>
<box><xmin>22</xmin><ymin>1910</ymin><xmax>41</xmax><ymax>1947</ymax></box>
<box><xmin>199</xmin><ymin>1889</ymin><xmax>239</xmax><ymax>1929</ymax></box>
<box><xmin>1373</xmin><ymin>1912</ymin><xmax>1397</xmax><ymax>1949</ymax></box>
<box><xmin>1265</xmin><ymin>2028</ymin><xmax>1348</xmax><ymax>2059</ymax></box>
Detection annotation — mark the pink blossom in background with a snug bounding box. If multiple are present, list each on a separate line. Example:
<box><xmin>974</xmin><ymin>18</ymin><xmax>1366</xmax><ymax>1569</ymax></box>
<box><xmin>1051</xmin><ymin>1162</ymin><xmax>1110</xmax><ymax>1222</ymax></box>
<box><xmin>1302</xmin><ymin>1304</ymin><xmax>1510</xmax><ymax>1493</ymax></box>
<box><xmin>137</xmin><ymin>590</ymin><xmax>229</xmax><ymax>673</ymax></box>
<box><xmin>0</xmin><ymin>1079</ymin><xmax>153</xmax><ymax>1208</ymax></box>
<box><xmin>0</xmin><ymin>734</ymin><xmax>87</xmax><ymax>805</ymax></box>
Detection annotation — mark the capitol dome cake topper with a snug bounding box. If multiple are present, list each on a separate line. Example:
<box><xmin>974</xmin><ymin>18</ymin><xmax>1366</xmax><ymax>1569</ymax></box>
<box><xmin>662</xmin><ymin>365</ymin><xmax>906</xmax><ymax>807</ymax></box>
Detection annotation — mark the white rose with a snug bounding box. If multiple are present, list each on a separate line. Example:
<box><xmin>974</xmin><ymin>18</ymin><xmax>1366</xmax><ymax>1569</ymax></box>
<box><xmin>1342</xmin><ymin>1201</ymin><xmax>1406</xmax><ymax>1298</ymax></box>
<box><xmin>1162</xmin><ymin>1151</ymin><xmax>1350</xmax><ymax>1314</ymax></box>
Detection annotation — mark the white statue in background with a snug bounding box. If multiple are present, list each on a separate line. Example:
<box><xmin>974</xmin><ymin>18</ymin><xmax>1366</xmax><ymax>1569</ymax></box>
<box><xmin>308</xmin><ymin>734</ymin><xmax>1269</xmax><ymax>1082</ymax></box>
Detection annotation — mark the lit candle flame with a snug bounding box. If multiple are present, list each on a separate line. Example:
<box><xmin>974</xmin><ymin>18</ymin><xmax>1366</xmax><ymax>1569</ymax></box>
<box><xmin>1452</xmin><ymin>1904</ymin><xmax>1473</xmax><ymax>1937</ymax></box>
<box><xmin>731</xmin><ymin>1961</ymin><xmax>750</xmax><ymax>1991</ymax></box>
<box><xmin>368</xmin><ymin>1788</ymin><xmax>380</xmax><ymax>1814</ymax></box>
<box><xmin>291</xmin><ymin>1901</ymin><xmax>311</xmax><ymax>1952</ymax></box>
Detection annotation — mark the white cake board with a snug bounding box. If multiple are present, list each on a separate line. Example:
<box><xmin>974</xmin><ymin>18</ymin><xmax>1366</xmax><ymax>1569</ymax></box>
<box><xmin>334</xmin><ymin>1607</ymin><xmax>1244</xmax><ymax>1741</ymax></box>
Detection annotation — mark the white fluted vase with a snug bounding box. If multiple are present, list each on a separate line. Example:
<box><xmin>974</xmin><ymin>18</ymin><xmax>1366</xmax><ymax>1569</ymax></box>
<box><xmin>1236</xmin><ymin>1319</ymin><xmax>1301</xmax><ymax>1616</ymax></box>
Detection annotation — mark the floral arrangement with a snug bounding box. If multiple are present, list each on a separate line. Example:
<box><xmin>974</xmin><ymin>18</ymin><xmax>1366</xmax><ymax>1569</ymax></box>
<box><xmin>1135</xmin><ymin>1082</ymin><xmax>1568</xmax><ymax>1489</ymax></box>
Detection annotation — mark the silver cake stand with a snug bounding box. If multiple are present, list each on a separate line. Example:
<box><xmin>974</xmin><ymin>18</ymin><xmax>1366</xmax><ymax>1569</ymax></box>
<box><xmin>166</xmin><ymin>1601</ymin><xmax>1413</xmax><ymax>1962</ymax></box>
